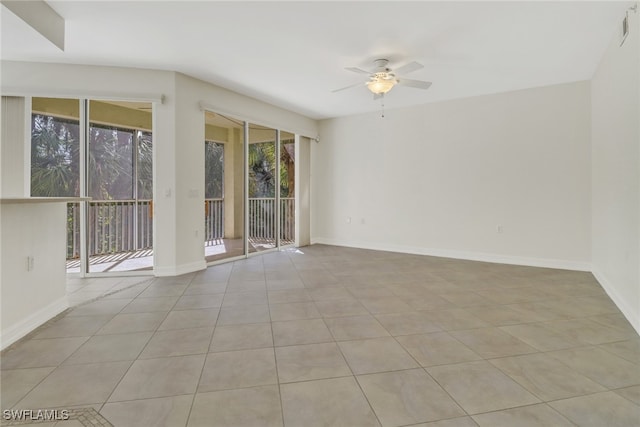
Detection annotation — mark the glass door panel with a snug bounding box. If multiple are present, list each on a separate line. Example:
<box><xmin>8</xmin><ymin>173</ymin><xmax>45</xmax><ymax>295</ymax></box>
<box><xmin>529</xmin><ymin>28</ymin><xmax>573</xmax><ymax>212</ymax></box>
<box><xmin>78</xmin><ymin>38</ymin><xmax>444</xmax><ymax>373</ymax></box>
<box><xmin>30</xmin><ymin>97</ymin><xmax>81</xmax><ymax>273</ymax></box>
<box><xmin>204</xmin><ymin>111</ymin><xmax>246</xmax><ymax>262</ymax></box>
<box><xmin>88</xmin><ymin>100</ymin><xmax>153</xmax><ymax>273</ymax></box>
<box><xmin>248</xmin><ymin>124</ymin><xmax>277</xmax><ymax>253</ymax></box>
<box><xmin>280</xmin><ymin>131</ymin><xmax>295</xmax><ymax>246</ymax></box>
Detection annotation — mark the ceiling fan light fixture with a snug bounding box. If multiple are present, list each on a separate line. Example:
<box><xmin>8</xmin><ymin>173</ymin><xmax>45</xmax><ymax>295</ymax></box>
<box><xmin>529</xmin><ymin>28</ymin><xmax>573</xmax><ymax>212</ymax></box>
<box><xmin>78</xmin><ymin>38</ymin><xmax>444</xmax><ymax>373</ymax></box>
<box><xmin>367</xmin><ymin>76</ymin><xmax>396</xmax><ymax>94</ymax></box>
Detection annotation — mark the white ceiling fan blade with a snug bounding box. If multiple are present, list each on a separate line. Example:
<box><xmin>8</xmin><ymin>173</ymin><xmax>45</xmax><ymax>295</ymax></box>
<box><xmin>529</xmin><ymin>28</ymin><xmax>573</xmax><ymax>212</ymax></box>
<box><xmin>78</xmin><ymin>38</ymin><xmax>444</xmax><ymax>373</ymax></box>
<box><xmin>397</xmin><ymin>78</ymin><xmax>432</xmax><ymax>90</ymax></box>
<box><xmin>393</xmin><ymin>61</ymin><xmax>424</xmax><ymax>75</ymax></box>
<box><xmin>345</xmin><ymin>67</ymin><xmax>372</xmax><ymax>75</ymax></box>
<box><xmin>332</xmin><ymin>81</ymin><xmax>365</xmax><ymax>93</ymax></box>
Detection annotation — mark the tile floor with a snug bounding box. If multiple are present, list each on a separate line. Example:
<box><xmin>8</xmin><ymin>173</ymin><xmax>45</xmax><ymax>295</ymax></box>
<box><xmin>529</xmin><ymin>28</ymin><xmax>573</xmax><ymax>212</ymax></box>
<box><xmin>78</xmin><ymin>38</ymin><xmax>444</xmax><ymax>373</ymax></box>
<box><xmin>1</xmin><ymin>244</ymin><xmax>639</xmax><ymax>427</ymax></box>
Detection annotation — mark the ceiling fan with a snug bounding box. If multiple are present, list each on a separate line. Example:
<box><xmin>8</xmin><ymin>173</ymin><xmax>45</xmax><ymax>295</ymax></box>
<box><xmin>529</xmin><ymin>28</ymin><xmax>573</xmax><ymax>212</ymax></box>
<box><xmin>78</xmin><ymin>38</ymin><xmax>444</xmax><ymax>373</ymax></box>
<box><xmin>333</xmin><ymin>59</ymin><xmax>432</xmax><ymax>99</ymax></box>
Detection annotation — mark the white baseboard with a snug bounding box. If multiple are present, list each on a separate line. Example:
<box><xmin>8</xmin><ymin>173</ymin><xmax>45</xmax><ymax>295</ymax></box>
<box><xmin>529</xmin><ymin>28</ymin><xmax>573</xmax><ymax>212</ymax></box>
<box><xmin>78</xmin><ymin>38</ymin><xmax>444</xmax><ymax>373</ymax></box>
<box><xmin>592</xmin><ymin>268</ymin><xmax>640</xmax><ymax>335</ymax></box>
<box><xmin>1</xmin><ymin>296</ymin><xmax>69</xmax><ymax>350</ymax></box>
<box><xmin>155</xmin><ymin>260</ymin><xmax>207</xmax><ymax>277</ymax></box>
<box><xmin>311</xmin><ymin>237</ymin><xmax>591</xmax><ymax>271</ymax></box>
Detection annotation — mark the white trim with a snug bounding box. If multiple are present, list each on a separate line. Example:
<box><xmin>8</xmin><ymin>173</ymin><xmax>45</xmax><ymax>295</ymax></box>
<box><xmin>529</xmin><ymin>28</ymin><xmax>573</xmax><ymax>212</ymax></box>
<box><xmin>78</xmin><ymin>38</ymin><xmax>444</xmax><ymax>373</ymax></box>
<box><xmin>154</xmin><ymin>260</ymin><xmax>207</xmax><ymax>277</ymax></box>
<box><xmin>592</xmin><ymin>268</ymin><xmax>640</xmax><ymax>335</ymax></box>
<box><xmin>0</xmin><ymin>296</ymin><xmax>68</xmax><ymax>350</ymax></box>
<box><xmin>311</xmin><ymin>237</ymin><xmax>592</xmax><ymax>271</ymax></box>
<box><xmin>1</xmin><ymin>88</ymin><xmax>165</xmax><ymax>104</ymax></box>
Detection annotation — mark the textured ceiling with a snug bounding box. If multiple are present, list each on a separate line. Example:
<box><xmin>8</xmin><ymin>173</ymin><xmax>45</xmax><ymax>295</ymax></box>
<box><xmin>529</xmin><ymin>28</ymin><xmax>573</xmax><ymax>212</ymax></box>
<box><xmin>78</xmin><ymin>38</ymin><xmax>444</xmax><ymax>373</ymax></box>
<box><xmin>1</xmin><ymin>1</ymin><xmax>632</xmax><ymax>119</ymax></box>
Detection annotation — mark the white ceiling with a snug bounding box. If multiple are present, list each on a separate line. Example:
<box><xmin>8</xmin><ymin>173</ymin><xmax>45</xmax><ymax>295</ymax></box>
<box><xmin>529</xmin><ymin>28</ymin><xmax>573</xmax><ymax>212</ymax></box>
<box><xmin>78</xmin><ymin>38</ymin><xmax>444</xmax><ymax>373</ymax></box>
<box><xmin>1</xmin><ymin>1</ymin><xmax>632</xmax><ymax>120</ymax></box>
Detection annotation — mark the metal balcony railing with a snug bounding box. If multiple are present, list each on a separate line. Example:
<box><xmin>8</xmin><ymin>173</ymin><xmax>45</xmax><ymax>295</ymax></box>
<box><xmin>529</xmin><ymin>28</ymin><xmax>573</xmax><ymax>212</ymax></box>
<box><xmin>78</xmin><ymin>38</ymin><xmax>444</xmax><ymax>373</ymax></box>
<box><xmin>65</xmin><ymin>197</ymin><xmax>295</xmax><ymax>261</ymax></box>
<box><xmin>66</xmin><ymin>200</ymin><xmax>153</xmax><ymax>260</ymax></box>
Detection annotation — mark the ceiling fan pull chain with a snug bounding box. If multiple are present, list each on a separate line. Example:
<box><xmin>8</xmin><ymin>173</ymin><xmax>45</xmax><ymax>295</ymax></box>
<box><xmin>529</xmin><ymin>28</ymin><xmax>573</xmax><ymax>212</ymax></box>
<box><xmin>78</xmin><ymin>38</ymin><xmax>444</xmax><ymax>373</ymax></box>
<box><xmin>381</xmin><ymin>94</ymin><xmax>385</xmax><ymax>118</ymax></box>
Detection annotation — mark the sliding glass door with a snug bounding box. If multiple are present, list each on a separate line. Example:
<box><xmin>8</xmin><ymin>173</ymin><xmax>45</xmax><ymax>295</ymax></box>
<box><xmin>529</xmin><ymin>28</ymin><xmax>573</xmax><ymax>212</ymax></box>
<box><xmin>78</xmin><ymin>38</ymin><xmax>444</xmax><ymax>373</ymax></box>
<box><xmin>30</xmin><ymin>97</ymin><xmax>154</xmax><ymax>274</ymax></box>
<box><xmin>248</xmin><ymin>123</ymin><xmax>277</xmax><ymax>253</ymax></box>
<box><xmin>204</xmin><ymin>111</ymin><xmax>246</xmax><ymax>262</ymax></box>
<box><xmin>87</xmin><ymin>100</ymin><xmax>153</xmax><ymax>272</ymax></box>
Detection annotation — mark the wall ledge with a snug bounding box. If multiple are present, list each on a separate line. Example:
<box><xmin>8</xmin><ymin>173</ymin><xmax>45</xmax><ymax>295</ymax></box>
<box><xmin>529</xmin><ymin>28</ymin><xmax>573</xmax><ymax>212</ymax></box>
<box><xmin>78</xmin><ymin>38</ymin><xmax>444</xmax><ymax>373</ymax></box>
<box><xmin>1</xmin><ymin>296</ymin><xmax>68</xmax><ymax>351</ymax></box>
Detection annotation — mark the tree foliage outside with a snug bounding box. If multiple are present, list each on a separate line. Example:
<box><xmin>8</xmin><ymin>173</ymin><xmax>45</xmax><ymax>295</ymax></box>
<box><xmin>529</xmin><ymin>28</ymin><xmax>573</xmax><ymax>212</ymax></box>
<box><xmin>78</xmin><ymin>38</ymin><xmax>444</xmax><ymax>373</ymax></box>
<box><xmin>205</xmin><ymin>141</ymin><xmax>224</xmax><ymax>199</ymax></box>
<box><xmin>248</xmin><ymin>139</ymin><xmax>295</xmax><ymax>198</ymax></box>
<box><xmin>31</xmin><ymin>114</ymin><xmax>80</xmax><ymax>197</ymax></box>
<box><xmin>30</xmin><ymin>114</ymin><xmax>153</xmax><ymax>200</ymax></box>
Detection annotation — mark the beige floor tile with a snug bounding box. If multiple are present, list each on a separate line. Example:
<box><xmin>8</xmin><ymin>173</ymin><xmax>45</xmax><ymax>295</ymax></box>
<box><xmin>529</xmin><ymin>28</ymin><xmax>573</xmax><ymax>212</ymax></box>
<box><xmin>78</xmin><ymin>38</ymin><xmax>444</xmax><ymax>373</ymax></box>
<box><xmin>183</xmin><ymin>282</ymin><xmax>227</xmax><ymax>295</ymax></box>
<box><xmin>226</xmin><ymin>279</ymin><xmax>267</xmax><ymax>293</ymax></box>
<box><xmin>338</xmin><ymin>337</ymin><xmax>418</xmax><ymax>374</ymax></box>
<box><xmin>188</xmin><ymin>386</ymin><xmax>282</xmax><ymax>427</ymax></box>
<box><xmin>375</xmin><ymin>312</ymin><xmax>441</xmax><ymax>336</ymax></box>
<box><xmin>467</xmin><ymin>305</ymin><xmax>543</xmax><ymax>326</ymax></box>
<box><xmin>96</xmin><ymin>312</ymin><xmax>166</xmax><ymax>335</ymax></box>
<box><xmin>472</xmin><ymin>403</ymin><xmax>574</xmax><ymax>426</ymax></box>
<box><xmin>357</xmin><ymin>368</ymin><xmax>465</xmax><ymax>426</ymax></box>
<box><xmin>439</xmin><ymin>292</ymin><xmax>493</xmax><ymax>308</ymax></box>
<box><xmin>308</xmin><ymin>287</ymin><xmax>353</xmax><ymax>301</ymax></box>
<box><xmin>217</xmin><ymin>304</ymin><xmax>270</xmax><ymax>325</ymax></box>
<box><xmin>210</xmin><ymin>323</ymin><xmax>273</xmax><ymax>352</ymax></box>
<box><xmin>275</xmin><ymin>342</ymin><xmax>351</xmax><ymax>383</ymax></box>
<box><xmin>396</xmin><ymin>332</ymin><xmax>481</xmax><ymax>367</ymax></box>
<box><xmin>281</xmin><ymin>377</ymin><xmax>380</xmax><ymax>427</ymax></box>
<box><xmin>267</xmin><ymin>289</ymin><xmax>312</xmax><ymax>304</ymax></box>
<box><xmin>16</xmin><ymin>361</ymin><xmax>131</xmax><ymax>408</ymax></box>
<box><xmin>63</xmin><ymin>331</ymin><xmax>153</xmax><ymax>365</ymax></box>
<box><xmin>490</xmin><ymin>353</ymin><xmax>606</xmax><ymax>401</ymax></box>
<box><xmin>66</xmin><ymin>298</ymin><xmax>132</xmax><ymax>316</ymax></box>
<box><xmin>138</xmin><ymin>283</ymin><xmax>188</xmax><ymax>298</ymax></box>
<box><xmin>100</xmin><ymin>394</ymin><xmax>193</xmax><ymax>427</ymax></box>
<box><xmin>598</xmin><ymin>338</ymin><xmax>640</xmax><ymax>363</ymax></box>
<box><xmin>173</xmin><ymin>294</ymin><xmax>223</xmax><ymax>310</ymax></box>
<box><xmin>543</xmin><ymin>318</ymin><xmax>633</xmax><ymax>345</ymax></box>
<box><xmin>348</xmin><ymin>286</ymin><xmax>395</xmax><ymax>299</ymax></box>
<box><xmin>422</xmin><ymin>309</ymin><xmax>490</xmax><ymax>331</ymax></box>
<box><xmin>450</xmin><ymin>327</ymin><xmax>537</xmax><ymax>358</ymax></box>
<box><xmin>359</xmin><ymin>296</ymin><xmax>413</xmax><ymax>314</ymax></box>
<box><xmin>221</xmin><ymin>290</ymin><xmax>268</xmax><ymax>307</ymax></box>
<box><xmin>33</xmin><ymin>315</ymin><xmax>113</xmax><ymax>339</ymax></box>
<box><xmin>139</xmin><ymin>327</ymin><xmax>213</xmax><ymax>358</ymax></box>
<box><xmin>615</xmin><ymin>385</ymin><xmax>640</xmax><ymax>405</ymax></box>
<box><xmin>120</xmin><ymin>296</ymin><xmax>179</xmax><ymax>313</ymax></box>
<box><xmin>427</xmin><ymin>361</ymin><xmax>540</xmax><ymax>414</ymax></box>
<box><xmin>272</xmin><ymin>318</ymin><xmax>334</xmax><ymax>346</ymax></box>
<box><xmin>417</xmin><ymin>417</ymin><xmax>479</xmax><ymax>427</ymax></box>
<box><xmin>109</xmin><ymin>354</ymin><xmax>205</xmax><ymax>402</ymax></box>
<box><xmin>549</xmin><ymin>391</ymin><xmax>640</xmax><ymax>427</ymax></box>
<box><xmin>269</xmin><ymin>302</ymin><xmax>321</xmax><ymax>321</ymax></box>
<box><xmin>1</xmin><ymin>367</ymin><xmax>55</xmax><ymax>408</ymax></box>
<box><xmin>265</xmin><ymin>280</ymin><xmax>303</xmax><ymax>292</ymax></box>
<box><xmin>499</xmin><ymin>323</ymin><xmax>581</xmax><ymax>351</ymax></box>
<box><xmin>157</xmin><ymin>308</ymin><xmax>218</xmax><ymax>331</ymax></box>
<box><xmin>324</xmin><ymin>315</ymin><xmax>390</xmax><ymax>341</ymax></box>
<box><xmin>198</xmin><ymin>348</ymin><xmax>277</xmax><ymax>392</ymax></box>
<box><xmin>1</xmin><ymin>337</ymin><xmax>89</xmax><ymax>369</ymax></box>
<box><xmin>315</xmin><ymin>299</ymin><xmax>369</xmax><ymax>317</ymax></box>
<box><xmin>402</xmin><ymin>294</ymin><xmax>457</xmax><ymax>311</ymax></box>
<box><xmin>548</xmin><ymin>346</ymin><xmax>640</xmax><ymax>389</ymax></box>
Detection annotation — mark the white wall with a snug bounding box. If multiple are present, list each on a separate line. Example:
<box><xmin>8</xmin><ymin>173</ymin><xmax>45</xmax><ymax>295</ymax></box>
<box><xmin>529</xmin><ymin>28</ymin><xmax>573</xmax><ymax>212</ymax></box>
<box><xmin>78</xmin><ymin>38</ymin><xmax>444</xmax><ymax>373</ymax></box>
<box><xmin>313</xmin><ymin>81</ymin><xmax>592</xmax><ymax>270</ymax></box>
<box><xmin>591</xmin><ymin>9</ymin><xmax>640</xmax><ymax>332</ymax></box>
<box><xmin>1</xmin><ymin>202</ymin><xmax>68</xmax><ymax>349</ymax></box>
